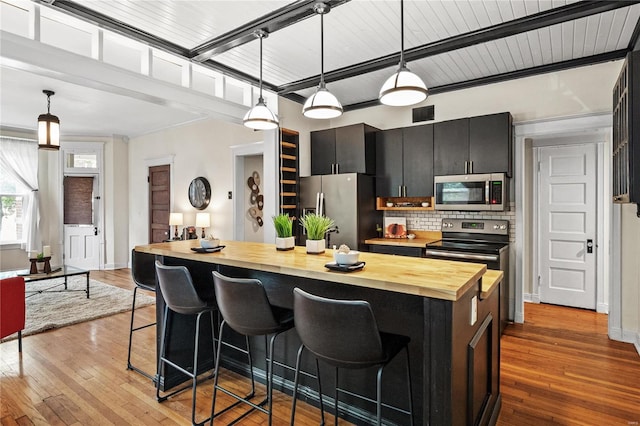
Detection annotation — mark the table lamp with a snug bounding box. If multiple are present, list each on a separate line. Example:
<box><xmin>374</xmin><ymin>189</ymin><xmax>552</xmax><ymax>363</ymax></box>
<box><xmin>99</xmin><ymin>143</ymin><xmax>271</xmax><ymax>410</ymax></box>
<box><xmin>169</xmin><ymin>212</ymin><xmax>183</xmax><ymax>240</ymax></box>
<box><xmin>196</xmin><ymin>212</ymin><xmax>210</xmax><ymax>238</ymax></box>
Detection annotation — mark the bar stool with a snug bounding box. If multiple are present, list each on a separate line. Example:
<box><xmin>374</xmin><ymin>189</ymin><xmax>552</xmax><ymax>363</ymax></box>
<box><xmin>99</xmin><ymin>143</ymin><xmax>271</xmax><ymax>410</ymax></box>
<box><xmin>155</xmin><ymin>261</ymin><xmax>217</xmax><ymax>426</ymax></box>
<box><xmin>291</xmin><ymin>288</ymin><xmax>414</xmax><ymax>426</ymax></box>
<box><xmin>127</xmin><ymin>249</ymin><xmax>157</xmax><ymax>381</ymax></box>
<box><xmin>210</xmin><ymin>271</ymin><xmax>294</xmax><ymax>425</ymax></box>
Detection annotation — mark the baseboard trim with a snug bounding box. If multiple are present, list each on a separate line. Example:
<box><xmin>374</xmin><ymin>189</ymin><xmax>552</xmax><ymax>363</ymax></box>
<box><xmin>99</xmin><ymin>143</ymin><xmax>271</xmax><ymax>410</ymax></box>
<box><xmin>523</xmin><ymin>294</ymin><xmax>540</xmax><ymax>303</ymax></box>
<box><xmin>103</xmin><ymin>262</ymin><xmax>127</xmax><ymax>270</ymax></box>
<box><xmin>596</xmin><ymin>303</ymin><xmax>609</xmax><ymax>314</ymax></box>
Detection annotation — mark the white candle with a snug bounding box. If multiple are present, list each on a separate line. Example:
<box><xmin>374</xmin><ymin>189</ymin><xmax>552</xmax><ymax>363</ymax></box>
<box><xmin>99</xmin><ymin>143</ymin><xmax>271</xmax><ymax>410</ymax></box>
<box><xmin>29</xmin><ymin>251</ymin><xmax>37</xmax><ymax>259</ymax></box>
<box><xmin>43</xmin><ymin>246</ymin><xmax>51</xmax><ymax>257</ymax></box>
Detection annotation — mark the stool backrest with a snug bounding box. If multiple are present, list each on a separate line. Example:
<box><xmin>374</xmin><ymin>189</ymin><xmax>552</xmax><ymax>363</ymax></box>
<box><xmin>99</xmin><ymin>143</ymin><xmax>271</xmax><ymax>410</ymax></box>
<box><xmin>293</xmin><ymin>288</ymin><xmax>385</xmax><ymax>367</ymax></box>
<box><xmin>131</xmin><ymin>249</ymin><xmax>156</xmax><ymax>291</ymax></box>
<box><xmin>212</xmin><ymin>271</ymin><xmax>280</xmax><ymax>336</ymax></box>
<box><xmin>155</xmin><ymin>261</ymin><xmax>207</xmax><ymax>315</ymax></box>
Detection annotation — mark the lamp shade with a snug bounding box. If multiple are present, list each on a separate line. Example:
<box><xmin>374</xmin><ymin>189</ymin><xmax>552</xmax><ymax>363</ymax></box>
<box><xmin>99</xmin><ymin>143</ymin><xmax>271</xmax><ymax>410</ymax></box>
<box><xmin>302</xmin><ymin>85</ymin><xmax>343</xmax><ymax>119</ymax></box>
<box><xmin>169</xmin><ymin>212</ymin><xmax>184</xmax><ymax>226</ymax></box>
<box><xmin>379</xmin><ymin>66</ymin><xmax>428</xmax><ymax>107</ymax></box>
<box><xmin>38</xmin><ymin>90</ymin><xmax>60</xmax><ymax>150</ymax></box>
<box><xmin>244</xmin><ymin>99</ymin><xmax>279</xmax><ymax>130</ymax></box>
<box><xmin>195</xmin><ymin>212</ymin><xmax>210</xmax><ymax>228</ymax></box>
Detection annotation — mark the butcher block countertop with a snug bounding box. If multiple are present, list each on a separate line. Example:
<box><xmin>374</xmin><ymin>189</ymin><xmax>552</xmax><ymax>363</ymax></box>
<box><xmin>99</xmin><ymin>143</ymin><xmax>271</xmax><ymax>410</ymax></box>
<box><xmin>365</xmin><ymin>230</ymin><xmax>441</xmax><ymax>247</ymax></box>
<box><xmin>135</xmin><ymin>239</ymin><xmax>488</xmax><ymax>302</ymax></box>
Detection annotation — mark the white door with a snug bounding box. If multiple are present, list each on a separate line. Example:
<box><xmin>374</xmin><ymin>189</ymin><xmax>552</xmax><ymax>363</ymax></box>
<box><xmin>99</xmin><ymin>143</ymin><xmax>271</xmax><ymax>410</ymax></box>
<box><xmin>538</xmin><ymin>144</ymin><xmax>597</xmax><ymax>309</ymax></box>
<box><xmin>63</xmin><ymin>175</ymin><xmax>100</xmax><ymax>270</ymax></box>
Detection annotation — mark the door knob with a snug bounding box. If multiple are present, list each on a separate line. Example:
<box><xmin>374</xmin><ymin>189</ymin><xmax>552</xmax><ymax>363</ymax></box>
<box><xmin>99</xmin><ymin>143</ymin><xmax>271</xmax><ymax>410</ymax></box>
<box><xmin>586</xmin><ymin>239</ymin><xmax>593</xmax><ymax>254</ymax></box>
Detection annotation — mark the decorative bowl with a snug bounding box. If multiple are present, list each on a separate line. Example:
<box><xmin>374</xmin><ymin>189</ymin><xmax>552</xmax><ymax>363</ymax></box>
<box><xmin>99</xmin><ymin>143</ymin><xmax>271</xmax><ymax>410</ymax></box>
<box><xmin>200</xmin><ymin>238</ymin><xmax>220</xmax><ymax>249</ymax></box>
<box><xmin>334</xmin><ymin>250</ymin><xmax>360</xmax><ymax>266</ymax></box>
<box><xmin>407</xmin><ymin>234</ymin><xmax>416</xmax><ymax>240</ymax></box>
<box><xmin>386</xmin><ymin>202</ymin><xmax>394</xmax><ymax>207</ymax></box>
<box><xmin>421</xmin><ymin>202</ymin><xmax>430</xmax><ymax>207</ymax></box>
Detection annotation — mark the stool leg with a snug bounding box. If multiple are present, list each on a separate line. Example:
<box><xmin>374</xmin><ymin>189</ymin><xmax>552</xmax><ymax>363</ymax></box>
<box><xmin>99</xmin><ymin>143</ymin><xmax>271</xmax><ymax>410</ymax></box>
<box><xmin>266</xmin><ymin>333</ymin><xmax>278</xmax><ymax>426</ymax></box>
<box><xmin>190</xmin><ymin>311</ymin><xmax>204</xmax><ymax>426</ymax></box>
<box><xmin>246</xmin><ymin>336</ymin><xmax>256</xmax><ymax>397</ymax></box>
<box><xmin>405</xmin><ymin>346</ymin><xmax>414</xmax><ymax>426</ymax></box>
<box><xmin>317</xmin><ymin>358</ymin><xmax>325</xmax><ymax>426</ymax></box>
<box><xmin>334</xmin><ymin>368</ymin><xmax>339</xmax><ymax>426</ymax></box>
<box><xmin>290</xmin><ymin>344</ymin><xmax>305</xmax><ymax>425</ymax></box>
<box><xmin>18</xmin><ymin>330</ymin><xmax>22</xmax><ymax>353</ymax></box>
<box><xmin>376</xmin><ymin>366</ymin><xmax>384</xmax><ymax>426</ymax></box>
<box><xmin>156</xmin><ymin>305</ymin><xmax>170</xmax><ymax>401</ymax></box>
<box><xmin>211</xmin><ymin>320</ymin><xmax>226</xmax><ymax>421</ymax></box>
<box><xmin>126</xmin><ymin>286</ymin><xmax>138</xmax><ymax>370</ymax></box>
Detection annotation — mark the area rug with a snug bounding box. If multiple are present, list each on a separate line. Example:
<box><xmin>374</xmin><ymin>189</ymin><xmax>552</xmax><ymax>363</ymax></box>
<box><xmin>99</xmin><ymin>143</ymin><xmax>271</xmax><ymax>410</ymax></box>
<box><xmin>1</xmin><ymin>276</ymin><xmax>156</xmax><ymax>341</ymax></box>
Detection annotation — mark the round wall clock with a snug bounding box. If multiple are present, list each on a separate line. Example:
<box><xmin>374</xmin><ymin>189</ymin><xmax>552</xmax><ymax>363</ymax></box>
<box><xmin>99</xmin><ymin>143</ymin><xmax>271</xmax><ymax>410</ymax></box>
<box><xmin>188</xmin><ymin>177</ymin><xmax>211</xmax><ymax>210</ymax></box>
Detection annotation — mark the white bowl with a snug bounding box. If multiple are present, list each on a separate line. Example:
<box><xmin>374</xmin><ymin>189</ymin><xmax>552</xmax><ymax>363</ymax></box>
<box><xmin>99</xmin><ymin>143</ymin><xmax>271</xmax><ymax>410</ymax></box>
<box><xmin>421</xmin><ymin>202</ymin><xmax>430</xmax><ymax>207</ymax></box>
<box><xmin>334</xmin><ymin>250</ymin><xmax>360</xmax><ymax>265</ymax></box>
<box><xmin>386</xmin><ymin>202</ymin><xmax>394</xmax><ymax>207</ymax></box>
<box><xmin>200</xmin><ymin>238</ymin><xmax>220</xmax><ymax>249</ymax></box>
<box><xmin>407</xmin><ymin>234</ymin><xmax>416</xmax><ymax>240</ymax></box>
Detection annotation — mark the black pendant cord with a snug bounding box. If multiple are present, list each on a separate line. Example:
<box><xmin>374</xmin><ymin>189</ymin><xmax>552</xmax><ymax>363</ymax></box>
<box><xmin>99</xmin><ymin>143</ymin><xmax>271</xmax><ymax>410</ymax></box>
<box><xmin>259</xmin><ymin>32</ymin><xmax>264</xmax><ymax>101</ymax></box>
<box><xmin>320</xmin><ymin>11</ymin><xmax>325</xmax><ymax>86</ymax></box>
<box><xmin>47</xmin><ymin>94</ymin><xmax>51</xmax><ymax>114</ymax></box>
<box><xmin>400</xmin><ymin>0</ymin><xmax>405</xmax><ymax>66</ymax></box>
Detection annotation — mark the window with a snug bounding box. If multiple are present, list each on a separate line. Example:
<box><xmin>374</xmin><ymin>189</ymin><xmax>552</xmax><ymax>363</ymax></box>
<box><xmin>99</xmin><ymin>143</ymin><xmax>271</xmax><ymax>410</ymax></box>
<box><xmin>0</xmin><ymin>171</ymin><xmax>27</xmax><ymax>245</ymax></box>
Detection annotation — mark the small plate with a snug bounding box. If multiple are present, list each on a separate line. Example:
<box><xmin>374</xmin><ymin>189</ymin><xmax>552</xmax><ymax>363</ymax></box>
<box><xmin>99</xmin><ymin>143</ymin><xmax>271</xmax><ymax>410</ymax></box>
<box><xmin>191</xmin><ymin>246</ymin><xmax>225</xmax><ymax>253</ymax></box>
<box><xmin>325</xmin><ymin>261</ymin><xmax>365</xmax><ymax>272</ymax></box>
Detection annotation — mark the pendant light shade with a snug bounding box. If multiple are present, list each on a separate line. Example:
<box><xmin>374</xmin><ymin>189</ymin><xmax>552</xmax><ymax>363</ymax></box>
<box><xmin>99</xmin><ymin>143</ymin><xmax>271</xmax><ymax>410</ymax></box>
<box><xmin>303</xmin><ymin>3</ymin><xmax>342</xmax><ymax>119</ymax></box>
<box><xmin>379</xmin><ymin>0</ymin><xmax>428</xmax><ymax>107</ymax></box>
<box><xmin>244</xmin><ymin>30</ymin><xmax>279</xmax><ymax>130</ymax></box>
<box><xmin>38</xmin><ymin>90</ymin><xmax>60</xmax><ymax>150</ymax></box>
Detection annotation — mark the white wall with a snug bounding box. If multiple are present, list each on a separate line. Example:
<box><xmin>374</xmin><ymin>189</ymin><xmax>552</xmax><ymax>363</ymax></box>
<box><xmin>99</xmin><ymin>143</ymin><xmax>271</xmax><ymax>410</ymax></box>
<box><xmin>128</xmin><ymin>118</ymin><xmax>262</xmax><ymax>249</ymax></box>
<box><xmin>620</xmin><ymin>203</ymin><xmax>640</xmax><ymax>351</ymax></box>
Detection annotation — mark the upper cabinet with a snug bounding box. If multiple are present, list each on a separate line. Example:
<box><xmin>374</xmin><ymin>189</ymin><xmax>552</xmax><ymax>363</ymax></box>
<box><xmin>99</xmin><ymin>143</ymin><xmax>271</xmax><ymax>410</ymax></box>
<box><xmin>311</xmin><ymin>123</ymin><xmax>378</xmax><ymax>175</ymax></box>
<box><xmin>434</xmin><ymin>112</ymin><xmax>513</xmax><ymax>177</ymax></box>
<box><xmin>376</xmin><ymin>124</ymin><xmax>434</xmax><ymax>197</ymax></box>
<box><xmin>613</xmin><ymin>51</ymin><xmax>640</xmax><ymax>204</ymax></box>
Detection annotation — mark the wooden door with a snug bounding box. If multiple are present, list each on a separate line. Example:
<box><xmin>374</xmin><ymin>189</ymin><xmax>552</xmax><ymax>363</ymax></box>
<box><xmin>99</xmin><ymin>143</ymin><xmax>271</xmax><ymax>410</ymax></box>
<box><xmin>469</xmin><ymin>112</ymin><xmax>512</xmax><ymax>176</ymax></box>
<box><xmin>375</xmin><ymin>128</ymin><xmax>403</xmax><ymax>197</ymax></box>
<box><xmin>433</xmin><ymin>118</ymin><xmax>469</xmax><ymax>176</ymax></box>
<box><xmin>149</xmin><ymin>165</ymin><xmax>170</xmax><ymax>243</ymax></box>
<box><xmin>539</xmin><ymin>144</ymin><xmax>597</xmax><ymax>309</ymax></box>
<box><xmin>310</xmin><ymin>128</ymin><xmax>335</xmax><ymax>175</ymax></box>
<box><xmin>403</xmin><ymin>123</ymin><xmax>434</xmax><ymax>196</ymax></box>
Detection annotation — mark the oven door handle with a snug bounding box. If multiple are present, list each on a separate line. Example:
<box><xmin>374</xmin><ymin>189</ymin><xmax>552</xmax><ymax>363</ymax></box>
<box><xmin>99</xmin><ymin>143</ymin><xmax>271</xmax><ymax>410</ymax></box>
<box><xmin>425</xmin><ymin>250</ymin><xmax>499</xmax><ymax>262</ymax></box>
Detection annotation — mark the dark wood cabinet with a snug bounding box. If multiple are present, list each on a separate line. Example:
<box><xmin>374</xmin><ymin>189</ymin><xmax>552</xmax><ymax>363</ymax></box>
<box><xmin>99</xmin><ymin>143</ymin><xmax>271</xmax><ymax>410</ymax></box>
<box><xmin>376</xmin><ymin>124</ymin><xmax>434</xmax><ymax>197</ymax></box>
<box><xmin>311</xmin><ymin>123</ymin><xmax>378</xmax><ymax>175</ymax></box>
<box><xmin>434</xmin><ymin>112</ymin><xmax>512</xmax><ymax>177</ymax></box>
<box><xmin>369</xmin><ymin>244</ymin><xmax>424</xmax><ymax>258</ymax></box>
<box><xmin>613</xmin><ymin>50</ymin><xmax>640</xmax><ymax>204</ymax></box>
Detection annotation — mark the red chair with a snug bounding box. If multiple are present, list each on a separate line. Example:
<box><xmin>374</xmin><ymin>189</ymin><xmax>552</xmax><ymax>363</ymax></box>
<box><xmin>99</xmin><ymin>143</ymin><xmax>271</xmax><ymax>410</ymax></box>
<box><xmin>0</xmin><ymin>276</ymin><xmax>26</xmax><ymax>352</ymax></box>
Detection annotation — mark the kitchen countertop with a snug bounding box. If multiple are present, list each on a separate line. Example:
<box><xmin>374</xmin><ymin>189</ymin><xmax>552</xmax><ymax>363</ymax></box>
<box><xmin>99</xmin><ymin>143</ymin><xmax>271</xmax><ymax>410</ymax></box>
<box><xmin>135</xmin><ymin>239</ymin><xmax>487</xmax><ymax>302</ymax></box>
<box><xmin>365</xmin><ymin>230</ymin><xmax>441</xmax><ymax>247</ymax></box>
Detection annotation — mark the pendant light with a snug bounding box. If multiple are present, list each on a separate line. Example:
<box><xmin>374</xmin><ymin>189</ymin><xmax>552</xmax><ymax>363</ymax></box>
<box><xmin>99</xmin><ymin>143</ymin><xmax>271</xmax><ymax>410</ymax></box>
<box><xmin>302</xmin><ymin>2</ymin><xmax>343</xmax><ymax>119</ymax></box>
<box><xmin>38</xmin><ymin>90</ymin><xmax>60</xmax><ymax>150</ymax></box>
<box><xmin>379</xmin><ymin>0</ymin><xmax>428</xmax><ymax>107</ymax></box>
<box><xmin>243</xmin><ymin>30</ymin><xmax>279</xmax><ymax>130</ymax></box>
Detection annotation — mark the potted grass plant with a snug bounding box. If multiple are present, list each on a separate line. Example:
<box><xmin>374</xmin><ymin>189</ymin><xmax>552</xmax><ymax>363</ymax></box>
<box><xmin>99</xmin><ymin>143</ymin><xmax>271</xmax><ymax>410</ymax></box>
<box><xmin>299</xmin><ymin>213</ymin><xmax>334</xmax><ymax>254</ymax></box>
<box><xmin>272</xmin><ymin>213</ymin><xmax>295</xmax><ymax>251</ymax></box>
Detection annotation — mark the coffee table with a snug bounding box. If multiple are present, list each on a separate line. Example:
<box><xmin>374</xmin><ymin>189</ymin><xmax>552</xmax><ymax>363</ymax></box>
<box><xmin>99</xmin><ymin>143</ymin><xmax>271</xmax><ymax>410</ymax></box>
<box><xmin>0</xmin><ymin>266</ymin><xmax>91</xmax><ymax>298</ymax></box>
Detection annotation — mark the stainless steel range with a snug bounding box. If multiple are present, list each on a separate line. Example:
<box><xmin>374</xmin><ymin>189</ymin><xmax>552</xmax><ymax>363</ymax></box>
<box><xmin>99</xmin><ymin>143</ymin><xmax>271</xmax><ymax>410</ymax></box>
<box><xmin>425</xmin><ymin>218</ymin><xmax>510</xmax><ymax>333</ymax></box>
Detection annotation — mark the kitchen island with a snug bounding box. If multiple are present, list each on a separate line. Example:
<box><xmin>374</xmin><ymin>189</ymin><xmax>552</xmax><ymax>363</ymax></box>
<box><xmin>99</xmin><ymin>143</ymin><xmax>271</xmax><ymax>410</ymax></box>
<box><xmin>134</xmin><ymin>240</ymin><xmax>501</xmax><ymax>425</ymax></box>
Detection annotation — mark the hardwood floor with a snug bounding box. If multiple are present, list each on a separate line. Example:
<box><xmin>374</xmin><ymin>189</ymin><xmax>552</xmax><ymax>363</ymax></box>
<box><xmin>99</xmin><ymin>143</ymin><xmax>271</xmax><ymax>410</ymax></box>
<box><xmin>1</xmin><ymin>269</ymin><xmax>639</xmax><ymax>425</ymax></box>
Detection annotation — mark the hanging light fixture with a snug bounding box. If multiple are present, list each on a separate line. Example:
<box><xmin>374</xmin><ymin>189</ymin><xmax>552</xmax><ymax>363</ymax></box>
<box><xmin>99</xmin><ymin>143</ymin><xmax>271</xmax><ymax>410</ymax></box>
<box><xmin>38</xmin><ymin>90</ymin><xmax>60</xmax><ymax>150</ymax></box>
<box><xmin>243</xmin><ymin>30</ymin><xmax>279</xmax><ymax>130</ymax></box>
<box><xmin>302</xmin><ymin>2</ymin><xmax>343</xmax><ymax>119</ymax></box>
<box><xmin>379</xmin><ymin>0</ymin><xmax>428</xmax><ymax>107</ymax></box>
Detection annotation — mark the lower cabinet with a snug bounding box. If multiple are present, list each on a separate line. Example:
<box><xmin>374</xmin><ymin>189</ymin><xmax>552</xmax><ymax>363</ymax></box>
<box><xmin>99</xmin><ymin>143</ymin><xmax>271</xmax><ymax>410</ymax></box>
<box><xmin>369</xmin><ymin>244</ymin><xmax>424</xmax><ymax>258</ymax></box>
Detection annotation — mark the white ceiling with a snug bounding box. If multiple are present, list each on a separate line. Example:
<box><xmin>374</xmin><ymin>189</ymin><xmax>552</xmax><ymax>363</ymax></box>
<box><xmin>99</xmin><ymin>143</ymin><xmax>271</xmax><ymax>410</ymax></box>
<box><xmin>1</xmin><ymin>0</ymin><xmax>639</xmax><ymax>139</ymax></box>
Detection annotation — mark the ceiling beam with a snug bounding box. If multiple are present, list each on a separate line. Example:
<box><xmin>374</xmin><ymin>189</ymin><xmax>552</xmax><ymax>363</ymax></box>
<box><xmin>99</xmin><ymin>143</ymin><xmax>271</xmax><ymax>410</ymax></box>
<box><xmin>189</xmin><ymin>0</ymin><xmax>351</xmax><ymax>62</ymax></box>
<box><xmin>278</xmin><ymin>0</ymin><xmax>640</xmax><ymax>95</ymax></box>
<box><xmin>343</xmin><ymin>50</ymin><xmax>628</xmax><ymax>112</ymax></box>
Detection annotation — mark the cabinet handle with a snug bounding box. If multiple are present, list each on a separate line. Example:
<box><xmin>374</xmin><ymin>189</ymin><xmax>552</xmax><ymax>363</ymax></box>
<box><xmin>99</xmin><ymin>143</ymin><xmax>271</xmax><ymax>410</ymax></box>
<box><xmin>464</xmin><ymin>161</ymin><xmax>468</xmax><ymax>174</ymax></box>
<box><xmin>470</xmin><ymin>161</ymin><xmax>473</xmax><ymax>174</ymax></box>
<box><xmin>331</xmin><ymin>164</ymin><xmax>335</xmax><ymax>174</ymax></box>
<box><xmin>403</xmin><ymin>186</ymin><xmax>407</xmax><ymax>197</ymax></box>
<box><xmin>336</xmin><ymin>163</ymin><xmax>339</xmax><ymax>174</ymax></box>
<box><xmin>398</xmin><ymin>186</ymin><xmax>403</xmax><ymax>197</ymax></box>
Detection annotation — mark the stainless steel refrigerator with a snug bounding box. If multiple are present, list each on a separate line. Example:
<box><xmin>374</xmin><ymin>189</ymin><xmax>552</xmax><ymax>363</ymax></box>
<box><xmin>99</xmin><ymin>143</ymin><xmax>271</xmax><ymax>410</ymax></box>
<box><xmin>299</xmin><ymin>173</ymin><xmax>381</xmax><ymax>251</ymax></box>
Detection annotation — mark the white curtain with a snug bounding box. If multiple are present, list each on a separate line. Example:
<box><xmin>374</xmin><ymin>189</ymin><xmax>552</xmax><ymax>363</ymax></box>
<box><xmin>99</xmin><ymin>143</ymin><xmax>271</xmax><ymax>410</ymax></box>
<box><xmin>0</xmin><ymin>137</ymin><xmax>40</xmax><ymax>252</ymax></box>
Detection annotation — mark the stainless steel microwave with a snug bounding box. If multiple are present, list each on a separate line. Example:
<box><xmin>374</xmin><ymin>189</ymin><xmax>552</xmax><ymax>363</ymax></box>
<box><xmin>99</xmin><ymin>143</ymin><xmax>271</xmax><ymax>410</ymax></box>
<box><xmin>434</xmin><ymin>173</ymin><xmax>507</xmax><ymax>211</ymax></box>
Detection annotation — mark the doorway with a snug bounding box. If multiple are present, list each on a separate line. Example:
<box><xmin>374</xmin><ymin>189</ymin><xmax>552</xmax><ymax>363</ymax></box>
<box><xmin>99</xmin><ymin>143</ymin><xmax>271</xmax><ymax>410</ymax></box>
<box><xmin>148</xmin><ymin>164</ymin><xmax>171</xmax><ymax>243</ymax></box>
<box><xmin>63</xmin><ymin>175</ymin><xmax>100</xmax><ymax>269</ymax></box>
<box><xmin>537</xmin><ymin>144</ymin><xmax>597</xmax><ymax>309</ymax></box>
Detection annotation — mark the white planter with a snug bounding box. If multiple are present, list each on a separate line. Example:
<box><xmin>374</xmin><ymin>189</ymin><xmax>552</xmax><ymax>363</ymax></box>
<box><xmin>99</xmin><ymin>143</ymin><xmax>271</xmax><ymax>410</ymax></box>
<box><xmin>275</xmin><ymin>236</ymin><xmax>295</xmax><ymax>251</ymax></box>
<box><xmin>305</xmin><ymin>239</ymin><xmax>326</xmax><ymax>254</ymax></box>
